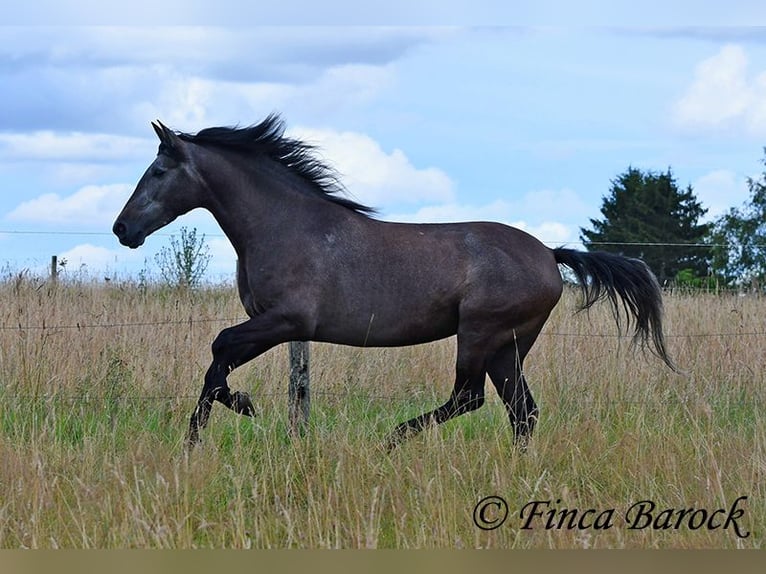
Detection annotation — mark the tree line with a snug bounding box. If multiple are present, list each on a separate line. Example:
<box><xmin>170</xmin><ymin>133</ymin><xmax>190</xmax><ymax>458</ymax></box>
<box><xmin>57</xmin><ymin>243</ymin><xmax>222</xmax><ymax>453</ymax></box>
<box><xmin>580</xmin><ymin>149</ymin><xmax>766</xmax><ymax>288</ymax></box>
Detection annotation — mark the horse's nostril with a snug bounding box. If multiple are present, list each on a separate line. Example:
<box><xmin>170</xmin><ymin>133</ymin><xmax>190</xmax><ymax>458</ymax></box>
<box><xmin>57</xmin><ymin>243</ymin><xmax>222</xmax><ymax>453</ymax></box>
<box><xmin>113</xmin><ymin>221</ymin><xmax>127</xmax><ymax>237</ymax></box>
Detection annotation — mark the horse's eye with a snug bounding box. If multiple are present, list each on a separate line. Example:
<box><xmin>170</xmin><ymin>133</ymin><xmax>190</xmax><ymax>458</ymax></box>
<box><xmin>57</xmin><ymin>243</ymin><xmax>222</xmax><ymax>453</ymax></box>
<box><xmin>152</xmin><ymin>166</ymin><xmax>168</xmax><ymax>178</ymax></box>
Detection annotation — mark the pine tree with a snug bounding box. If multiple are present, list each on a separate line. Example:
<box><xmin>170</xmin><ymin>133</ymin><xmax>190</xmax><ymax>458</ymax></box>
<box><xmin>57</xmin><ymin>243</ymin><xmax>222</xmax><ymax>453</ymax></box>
<box><xmin>580</xmin><ymin>167</ymin><xmax>710</xmax><ymax>284</ymax></box>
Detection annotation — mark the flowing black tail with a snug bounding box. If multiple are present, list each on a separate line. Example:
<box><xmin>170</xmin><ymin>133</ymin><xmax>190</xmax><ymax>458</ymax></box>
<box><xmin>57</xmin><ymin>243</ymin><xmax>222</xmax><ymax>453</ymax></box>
<box><xmin>553</xmin><ymin>247</ymin><xmax>675</xmax><ymax>371</ymax></box>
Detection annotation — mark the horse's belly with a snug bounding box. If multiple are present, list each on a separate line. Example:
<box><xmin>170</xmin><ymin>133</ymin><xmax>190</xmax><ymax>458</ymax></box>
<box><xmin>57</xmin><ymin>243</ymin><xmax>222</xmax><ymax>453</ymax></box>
<box><xmin>314</xmin><ymin>306</ymin><xmax>458</xmax><ymax>347</ymax></box>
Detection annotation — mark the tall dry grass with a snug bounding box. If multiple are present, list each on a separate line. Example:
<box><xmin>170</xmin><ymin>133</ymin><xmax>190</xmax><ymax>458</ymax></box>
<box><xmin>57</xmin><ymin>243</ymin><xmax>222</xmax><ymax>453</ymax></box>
<box><xmin>0</xmin><ymin>274</ymin><xmax>763</xmax><ymax>548</ymax></box>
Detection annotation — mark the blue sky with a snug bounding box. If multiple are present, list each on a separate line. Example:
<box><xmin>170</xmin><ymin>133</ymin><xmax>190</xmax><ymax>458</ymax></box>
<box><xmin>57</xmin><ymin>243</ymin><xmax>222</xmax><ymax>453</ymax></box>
<box><xmin>2</xmin><ymin>5</ymin><xmax>766</xmax><ymax>281</ymax></box>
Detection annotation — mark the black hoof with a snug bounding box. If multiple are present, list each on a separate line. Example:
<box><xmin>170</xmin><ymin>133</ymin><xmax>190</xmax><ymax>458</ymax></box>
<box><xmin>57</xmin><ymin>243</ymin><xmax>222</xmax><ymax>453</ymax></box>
<box><xmin>512</xmin><ymin>413</ymin><xmax>538</xmax><ymax>452</ymax></box>
<box><xmin>513</xmin><ymin>433</ymin><xmax>530</xmax><ymax>452</ymax></box>
<box><xmin>185</xmin><ymin>427</ymin><xmax>201</xmax><ymax>452</ymax></box>
<box><xmin>383</xmin><ymin>433</ymin><xmax>402</xmax><ymax>453</ymax></box>
<box><xmin>232</xmin><ymin>391</ymin><xmax>255</xmax><ymax>416</ymax></box>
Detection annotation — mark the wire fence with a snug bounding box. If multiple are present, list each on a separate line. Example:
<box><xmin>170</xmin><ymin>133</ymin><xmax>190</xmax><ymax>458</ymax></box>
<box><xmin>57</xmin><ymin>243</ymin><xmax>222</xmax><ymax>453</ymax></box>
<box><xmin>2</xmin><ymin>231</ymin><xmax>765</xmax><ymax>301</ymax></box>
<box><xmin>3</xmin><ymin>230</ymin><xmax>763</xmax><ymax>295</ymax></box>
<box><xmin>1</xmin><ymin>312</ymin><xmax>764</xmax><ymax>407</ymax></box>
<box><xmin>0</xmin><ymin>316</ymin><xmax>239</xmax><ymax>331</ymax></box>
<box><xmin>3</xmin><ymin>228</ymin><xmax>766</xmax><ymax>248</ymax></box>
<box><xmin>2</xmin><ymin>317</ymin><xmax>766</xmax><ymax>340</ymax></box>
<box><xmin>6</xmin><ymin>391</ymin><xmax>763</xmax><ymax>407</ymax></box>
<box><xmin>1</xmin><ymin>303</ymin><xmax>766</xmax><ymax>339</ymax></box>
<box><xmin>0</xmin><ymin>229</ymin><xmax>226</xmax><ymax>239</ymax></box>
<box><xmin>1</xmin><ymin>236</ymin><xmax>764</xmax><ymax>408</ymax></box>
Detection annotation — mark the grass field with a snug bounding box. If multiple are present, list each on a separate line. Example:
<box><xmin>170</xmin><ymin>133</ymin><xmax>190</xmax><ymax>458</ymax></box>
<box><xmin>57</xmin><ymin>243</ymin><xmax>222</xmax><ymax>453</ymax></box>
<box><xmin>0</xmin><ymin>274</ymin><xmax>763</xmax><ymax>548</ymax></box>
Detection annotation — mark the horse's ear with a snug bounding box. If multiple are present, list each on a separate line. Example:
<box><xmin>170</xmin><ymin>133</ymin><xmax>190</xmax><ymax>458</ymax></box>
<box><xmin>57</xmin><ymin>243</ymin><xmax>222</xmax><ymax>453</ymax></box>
<box><xmin>151</xmin><ymin>120</ymin><xmax>164</xmax><ymax>142</ymax></box>
<box><xmin>151</xmin><ymin>120</ymin><xmax>185</xmax><ymax>159</ymax></box>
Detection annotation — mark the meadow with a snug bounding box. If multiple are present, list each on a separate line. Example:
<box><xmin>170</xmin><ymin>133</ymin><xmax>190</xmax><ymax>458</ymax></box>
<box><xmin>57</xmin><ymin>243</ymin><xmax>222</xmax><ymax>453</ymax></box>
<box><xmin>0</xmin><ymin>273</ymin><xmax>763</xmax><ymax>548</ymax></box>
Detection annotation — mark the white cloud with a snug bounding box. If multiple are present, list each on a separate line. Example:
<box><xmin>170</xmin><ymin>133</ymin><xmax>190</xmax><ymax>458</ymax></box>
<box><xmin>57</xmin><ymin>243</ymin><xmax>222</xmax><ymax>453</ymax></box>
<box><xmin>517</xmin><ymin>221</ymin><xmax>573</xmax><ymax>245</ymax></box>
<box><xmin>386</xmin><ymin>187</ymin><xmax>589</xmax><ymax>244</ymax></box>
<box><xmin>291</xmin><ymin>127</ymin><xmax>455</xmax><ymax>207</ymax></box>
<box><xmin>1</xmin><ymin>26</ymin><xmax>443</xmax><ymax>76</ymax></box>
<box><xmin>514</xmin><ymin>187</ymin><xmax>591</xmax><ymax>222</ymax></box>
<box><xmin>308</xmin><ymin>64</ymin><xmax>395</xmax><ymax>108</ymax></box>
<box><xmin>47</xmin><ymin>163</ymin><xmax>128</xmax><ymax>189</ymax></box>
<box><xmin>0</xmin><ymin>131</ymin><xmax>152</xmax><ymax>162</ymax></box>
<box><xmin>386</xmin><ymin>198</ymin><xmax>579</xmax><ymax>245</ymax></box>
<box><xmin>58</xmin><ymin>243</ymin><xmax>140</xmax><ymax>274</ymax></box>
<box><xmin>137</xmin><ymin>74</ymin><xmax>215</xmax><ymax>128</ymax></box>
<box><xmin>674</xmin><ymin>44</ymin><xmax>766</xmax><ymax>135</ymax></box>
<box><xmin>6</xmin><ymin>183</ymin><xmax>132</xmax><ymax>226</ymax></box>
<box><xmin>205</xmin><ymin>236</ymin><xmax>237</xmax><ymax>279</ymax></box>
<box><xmin>3</xmin><ymin>122</ymin><xmax>455</xmax><ymax>229</ymax></box>
<box><xmin>2</xmin><ymin>25</ymin><xmax>428</xmax><ymax>134</ymax></box>
<box><xmin>692</xmin><ymin>169</ymin><xmax>750</xmax><ymax>220</ymax></box>
<box><xmin>136</xmin><ymin>63</ymin><xmax>396</xmax><ymax>131</ymax></box>
<box><xmin>388</xmin><ymin>198</ymin><xmax>514</xmax><ymax>223</ymax></box>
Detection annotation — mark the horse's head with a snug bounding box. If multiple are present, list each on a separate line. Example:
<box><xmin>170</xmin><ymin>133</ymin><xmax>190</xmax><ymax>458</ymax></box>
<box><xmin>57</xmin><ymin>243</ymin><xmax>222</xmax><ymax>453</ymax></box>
<box><xmin>113</xmin><ymin>121</ymin><xmax>204</xmax><ymax>248</ymax></box>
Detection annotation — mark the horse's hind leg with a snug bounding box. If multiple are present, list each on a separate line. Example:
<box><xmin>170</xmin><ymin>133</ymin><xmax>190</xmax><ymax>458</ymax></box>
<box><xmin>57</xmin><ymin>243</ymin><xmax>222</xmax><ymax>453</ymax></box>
<box><xmin>386</xmin><ymin>333</ymin><xmax>488</xmax><ymax>449</ymax></box>
<box><xmin>487</xmin><ymin>327</ymin><xmax>544</xmax><ymax>448</ymax></box>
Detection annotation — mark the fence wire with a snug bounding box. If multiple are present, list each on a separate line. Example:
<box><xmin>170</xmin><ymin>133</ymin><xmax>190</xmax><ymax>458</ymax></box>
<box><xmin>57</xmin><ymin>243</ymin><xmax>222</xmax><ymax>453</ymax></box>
<box><xmin>2</xmin><ymin>276</ymin><xmax>764</xmax><ymax>407</ymax></box>
<box><xmin>1</xmin><ymin>316</ymin><xmax>765</xmax><ymax>404</ymax></box>
<box><xmin>3</xmin><ymin>229</ymin><xmax>766</xmax><ymax>249</ymax></box>
<box><xmin>1</xmin><ymin>315</ymin><xmax>765</xmax><ymax>340</ymax></box>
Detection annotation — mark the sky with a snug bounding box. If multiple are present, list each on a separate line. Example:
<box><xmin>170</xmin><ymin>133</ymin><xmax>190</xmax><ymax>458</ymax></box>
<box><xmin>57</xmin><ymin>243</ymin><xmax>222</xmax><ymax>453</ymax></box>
<box><xmin>2</xmin><ymin>4</ymin><xmax>766</xmax><ymax>282</ymax></box>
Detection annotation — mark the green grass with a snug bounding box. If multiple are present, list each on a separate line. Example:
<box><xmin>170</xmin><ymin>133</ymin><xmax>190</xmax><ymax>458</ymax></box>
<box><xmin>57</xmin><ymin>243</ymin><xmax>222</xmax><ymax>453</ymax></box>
<box><xmin>0</xmin><ymin>279</ymin><xmax>763</xmax><ymax>548</ymax></box>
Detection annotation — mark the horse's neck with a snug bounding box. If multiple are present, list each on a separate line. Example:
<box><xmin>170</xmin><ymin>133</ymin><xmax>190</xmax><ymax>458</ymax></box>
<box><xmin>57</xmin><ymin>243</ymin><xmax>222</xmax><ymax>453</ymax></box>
<box><xmin>200</xmin><ymin>156</ymin><xmax>338</xmax><ymax>258</ymax></box>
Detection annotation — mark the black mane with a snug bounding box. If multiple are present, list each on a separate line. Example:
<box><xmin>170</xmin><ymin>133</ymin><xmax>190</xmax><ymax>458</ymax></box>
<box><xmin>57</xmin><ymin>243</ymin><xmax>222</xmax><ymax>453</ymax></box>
<box><xmin>177</xmin><ymin>113</ymin><xmax>376</xmax><ymax>216</ymax></box>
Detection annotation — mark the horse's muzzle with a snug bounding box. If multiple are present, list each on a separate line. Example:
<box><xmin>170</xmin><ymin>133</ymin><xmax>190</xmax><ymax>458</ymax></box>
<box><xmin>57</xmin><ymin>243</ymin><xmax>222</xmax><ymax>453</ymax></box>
<box><xmin>112</xmin><ymin>220</ymin><xmax>145</xmax><ymax>248</ymax></box>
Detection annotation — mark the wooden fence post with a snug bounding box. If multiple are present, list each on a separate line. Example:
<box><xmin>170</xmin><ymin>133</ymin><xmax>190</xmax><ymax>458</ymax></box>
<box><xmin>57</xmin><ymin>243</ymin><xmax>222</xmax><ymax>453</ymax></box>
<box><xmin>50</xmin><ymin>255</ymin><xmax>58</xmax><ymax>282</ymax></box>
<box><xmin>236</xmin><ymin>261</ymin><xmax>311</xmax><ymax>436</ymax></box>
<box><xmin>288</xmin><ymin>341</ymin><xmax>310</xmax><ymax>436</ymax></box>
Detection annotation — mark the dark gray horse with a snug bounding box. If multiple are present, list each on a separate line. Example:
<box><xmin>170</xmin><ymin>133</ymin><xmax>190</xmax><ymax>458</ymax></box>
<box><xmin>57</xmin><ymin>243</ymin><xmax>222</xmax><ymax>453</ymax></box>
<box><xmin>113</xmin><ymin>114</ymin><xmax>674</xmax><ymax>449</ymax></box>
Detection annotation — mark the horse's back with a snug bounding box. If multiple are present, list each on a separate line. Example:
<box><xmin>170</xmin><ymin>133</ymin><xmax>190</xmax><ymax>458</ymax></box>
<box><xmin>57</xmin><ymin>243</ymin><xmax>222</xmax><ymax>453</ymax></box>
<box><xmin>374</xmin><ymin>219</ymin><xmax>563</xmax><ymax>316</ymax></box>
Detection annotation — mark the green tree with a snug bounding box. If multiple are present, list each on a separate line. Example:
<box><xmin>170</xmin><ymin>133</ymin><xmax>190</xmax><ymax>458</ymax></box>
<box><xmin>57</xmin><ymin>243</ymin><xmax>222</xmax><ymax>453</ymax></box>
<box><xmin>709</xmin><ymin>151</ymin><xmax>766</xmax><ymax>287</ymax></box>
<box><xmin>580</xmin><ymin>167</ymin><xmax>710</xmax><ymax>284</ymax></box>
<box><xmin>154</xmin><ymin>226</ymin><xmax>212</xmax><ymax>289</ymax></box>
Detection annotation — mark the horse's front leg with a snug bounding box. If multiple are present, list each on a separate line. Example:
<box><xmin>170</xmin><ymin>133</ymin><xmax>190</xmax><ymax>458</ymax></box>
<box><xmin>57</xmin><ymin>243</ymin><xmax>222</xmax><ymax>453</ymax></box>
<box><xmin>186</xmin><ymin>363</ymin><xmax>257</xmax><ymax>448</ymax></box>
<box><xmin>186</xmin><ymin>312</ymin><xmax>302</xmax><ymax>449</ymax></box>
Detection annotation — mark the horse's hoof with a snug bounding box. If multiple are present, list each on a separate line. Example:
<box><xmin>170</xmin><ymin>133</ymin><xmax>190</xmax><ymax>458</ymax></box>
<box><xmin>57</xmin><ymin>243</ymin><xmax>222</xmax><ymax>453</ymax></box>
<box><xmin>513</xmin><ymin>434</ymin><xmax>530</xmax><ymax>452</ymax></box>
<box><xmin>233</xmin><ymin>391</ymin><xmax>256</xmax><ymax>416</ymax></box>
<box><xmin>185</xmin><ymin>429</ymin><xmax>201</xmax><ymax>453</ymax></box>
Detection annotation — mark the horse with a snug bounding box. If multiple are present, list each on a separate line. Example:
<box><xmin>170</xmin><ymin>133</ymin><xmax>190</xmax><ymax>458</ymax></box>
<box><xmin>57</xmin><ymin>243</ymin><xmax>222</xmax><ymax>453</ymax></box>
<box><xmin>112</xmin><ymin>113</ymin><xmax>675</xmax><ymax>450</ymax></box>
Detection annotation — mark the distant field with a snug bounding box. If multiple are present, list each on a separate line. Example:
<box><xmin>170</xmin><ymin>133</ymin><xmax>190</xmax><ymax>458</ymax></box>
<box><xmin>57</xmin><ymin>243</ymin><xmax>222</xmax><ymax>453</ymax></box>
<box><xmin>0</xmin><ymin>276</ymin><xmax>763</xmax><ymax>548</ymax></box>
